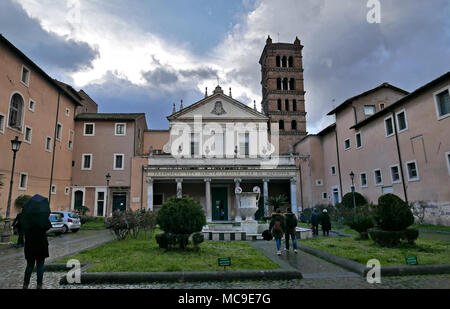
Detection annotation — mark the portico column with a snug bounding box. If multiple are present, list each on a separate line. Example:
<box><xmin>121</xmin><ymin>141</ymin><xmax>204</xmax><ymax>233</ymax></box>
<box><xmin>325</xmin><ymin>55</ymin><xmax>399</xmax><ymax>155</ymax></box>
<box><xmin>290</xmin><ymin>177</ymin><xmax>298</xmax><ymax>218</ymax></box>
<box><xmin>263</xmin><ymin>178</ymin><xmax>269</xmax><ymax>217</ymax></box>
<box><xmin>176</xmin><ymin>178</ymin><xmax>183</xmax><ymax>198</ymax></box>
<box><xmin>204</xmin><ymin>178</ymin><xmax>212</xmax><ymax>222</ymax></box>
<box><xmin>146</xmin><ymin>177</ymin><xmax>154</xmax><ymax>211</ymax></box>
<box><xmin>234</xmin><ymin>178</ymin><xmax>242</xmax><ymax>222</ymax></box>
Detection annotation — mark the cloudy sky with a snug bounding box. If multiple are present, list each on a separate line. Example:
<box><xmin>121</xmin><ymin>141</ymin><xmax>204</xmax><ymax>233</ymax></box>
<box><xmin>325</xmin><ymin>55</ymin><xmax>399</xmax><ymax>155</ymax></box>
<box><xmin>1</xmin><ymin>0</ymin><xmax>449</xmax><ymax>131</ymax></box>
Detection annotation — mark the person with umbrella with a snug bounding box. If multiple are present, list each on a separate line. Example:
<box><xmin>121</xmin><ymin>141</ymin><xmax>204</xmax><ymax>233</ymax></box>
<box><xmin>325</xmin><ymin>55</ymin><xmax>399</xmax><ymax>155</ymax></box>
<box><xmin>21</xmin><ymin>195</ymin><xmax>52</xmax><ymax>289</ymax></box>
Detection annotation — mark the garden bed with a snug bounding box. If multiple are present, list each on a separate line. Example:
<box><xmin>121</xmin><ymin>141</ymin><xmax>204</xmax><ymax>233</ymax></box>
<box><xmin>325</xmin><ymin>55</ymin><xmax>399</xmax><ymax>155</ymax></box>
<box><xmin>54</xmin><ymin>232</ymin><xmax>280</xmax><ymax>272</ymax></box>
<box><xmin>299</xmin><ymin>237</ymin><xmax>450</xmax><ymax>266</ymax></box>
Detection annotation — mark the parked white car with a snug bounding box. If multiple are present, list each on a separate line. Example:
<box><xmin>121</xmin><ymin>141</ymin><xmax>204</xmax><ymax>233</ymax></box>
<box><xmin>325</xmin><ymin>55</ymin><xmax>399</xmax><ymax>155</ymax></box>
<box><xmin>47</xmin><ymin>213</ymin><xmax>65</xmax><ymax>236</ymax></box>
<box><xmin>52</xmin><ymin>211</ymin><xmax>81</xmax><ymax>233</ymax></box>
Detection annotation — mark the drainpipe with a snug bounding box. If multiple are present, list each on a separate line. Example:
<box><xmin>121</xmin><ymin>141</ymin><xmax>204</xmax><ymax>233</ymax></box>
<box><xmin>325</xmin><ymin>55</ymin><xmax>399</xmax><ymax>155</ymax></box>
<box><xmin>298</xmin><ymin>163</ymin><xmax>304</xmax><ymax>212</ymax></box>
<box><xmin>48</xmin><ymin>92</ymin><xmax>61</xmax><ymax>206</ymax></box>
<box><xmin>140</xmin><ymin>165</ymin><xmax>144</xmax><ymax>210</ymax></box>
<box><xmin>334</xmin><ymin>127</ymin><xmax>343</xmax><ymax>201</ymax></box>
<box><xmin>391</xmin><ymin>111</ymin><xmax>408</xmax><ymax>203</ymax></box>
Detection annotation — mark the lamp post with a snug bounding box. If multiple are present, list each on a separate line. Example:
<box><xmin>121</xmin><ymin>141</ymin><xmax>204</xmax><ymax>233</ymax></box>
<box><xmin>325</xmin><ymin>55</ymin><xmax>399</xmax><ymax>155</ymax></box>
<box><xmin>350</xmin><ymin>171</ymin><xmax>356</xmax><ymax>210</ymax></box>
<box><xmin>105</xmin><ymin>173</ymin><xmax>111</xmax><ymax>218</ymax></box>
<box><xmin>1</xmin><ymin>136</ymin><xmax>22</xmax><ymax>243</ymax></box>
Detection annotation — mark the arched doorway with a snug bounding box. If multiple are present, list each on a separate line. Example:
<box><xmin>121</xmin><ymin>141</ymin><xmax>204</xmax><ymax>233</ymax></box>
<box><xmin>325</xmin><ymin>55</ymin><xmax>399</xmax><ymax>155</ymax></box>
<box><xmin>74</xmin><ymin>190</ymin><xmax>84</xmax><ymax>210</ymax></box>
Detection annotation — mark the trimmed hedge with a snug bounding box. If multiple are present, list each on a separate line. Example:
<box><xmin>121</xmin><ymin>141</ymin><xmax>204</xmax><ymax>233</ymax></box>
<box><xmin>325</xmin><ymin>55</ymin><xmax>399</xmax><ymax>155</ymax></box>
<box><xmin>341</xmin><ymin>192</ymin><xmax>367</xmax><ymax>209</ymax></box>
<box><xmin>376</xmin><ymin>194</ymin><xmax>414</xmax><ymax>231</ymax></box>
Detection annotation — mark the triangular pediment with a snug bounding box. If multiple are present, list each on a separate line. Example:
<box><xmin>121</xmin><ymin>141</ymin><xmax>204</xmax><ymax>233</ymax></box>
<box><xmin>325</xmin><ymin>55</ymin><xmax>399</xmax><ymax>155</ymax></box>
<box><xmin>168</xmin><ymin>93</ymin><xmax>268</xmax><ymax>121</ymax></box>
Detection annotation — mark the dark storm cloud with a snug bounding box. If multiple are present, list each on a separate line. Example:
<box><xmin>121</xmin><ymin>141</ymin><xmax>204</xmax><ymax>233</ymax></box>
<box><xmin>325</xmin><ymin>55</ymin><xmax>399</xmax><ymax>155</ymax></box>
<box><xmin>179</xmin><ymin>67</ymin><xmax>218</xmax><ymax>80</ymax></box>
<box><xmin>0</xmin><ymin>0</ymin><xmax>98</xmax><ymax>73</ymax></box>
<box><xmin>81</xmin><ymin>72</ymin><xmax>204</xmax><ymax>129</ymax></box>
<box><xmin>142</xmin><ymin>67</ymin><xmax>179</xmax><ymax>85</ymax></box>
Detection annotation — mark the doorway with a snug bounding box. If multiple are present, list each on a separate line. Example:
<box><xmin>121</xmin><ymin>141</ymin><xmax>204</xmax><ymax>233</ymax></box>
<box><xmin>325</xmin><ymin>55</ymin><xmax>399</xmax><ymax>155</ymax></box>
<box><xmin>74</xmin><ymin>190</ymin><xmax>84</xmax><ymax>210</ymax></box>
<box><xmin>112</xmin><ymin>194</ymin><xmax>127</xmax><ymax>212</ymax></box>
<box><xmin>211</xmin><ymin>187</ymin><xmax>228</xmax><ymax>221</ymax></box>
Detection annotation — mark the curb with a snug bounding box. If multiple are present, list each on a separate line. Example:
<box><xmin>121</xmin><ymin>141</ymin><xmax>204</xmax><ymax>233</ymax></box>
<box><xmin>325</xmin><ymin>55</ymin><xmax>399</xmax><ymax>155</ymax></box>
<box><xmin>59</xmin><ymin>269</ymin><xmax>303</xmax><ymax>285</ymax></box>
<box><xmin>298</xmin><ymin>243</ymin><xmax>450</xmax><ymax>277</ymax></box>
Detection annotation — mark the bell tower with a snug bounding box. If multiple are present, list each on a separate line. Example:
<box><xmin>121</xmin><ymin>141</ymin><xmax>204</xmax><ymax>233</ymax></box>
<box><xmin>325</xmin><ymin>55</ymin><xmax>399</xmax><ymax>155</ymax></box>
<box><xmin>260</xmin><ymin>36</ymin><xmax>307</xmax><ymax>154</ymax></box>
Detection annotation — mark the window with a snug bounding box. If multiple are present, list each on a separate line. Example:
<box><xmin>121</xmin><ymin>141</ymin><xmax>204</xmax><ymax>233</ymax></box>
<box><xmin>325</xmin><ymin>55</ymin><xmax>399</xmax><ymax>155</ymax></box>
<box><xmin>239</xmin><ymin>133</ymin><xmax>250</xmax><ymax>156</ymax></box>
<box><xmin>114</xmin><ymin>154</ymin><xmax>124</xmax><ymax>170</ymax></box>
<box><xmin>374</xmin><ymin>169</ymin><xmax>383</xmax><ymax>186</ymax></box>
<box><xmin>283</xmin><ymin>78</ymin><xmax>288</xmax><ymax>90</ymax></box>
<box><xmin>19</xmin><ymin>173</ymin><xmax>28</xmax><ymax>190</ymax></box>
<box><xmin>65</xmin><ymin>108</ymin><xmax>70</xmax><ymax>117</ymax></box>
<box><xmin>293</xmin><ymin>99</ymin><xmax>297</xmax><ymax>111</ymax></box>
<box><xmin>289</xmin><ymin>78</ymin><xmax>295</xmax><ymax>90</ymax></box>
<box><xmin>406</xmin><ymin>160</ymin><xmax>419</xmax><ymax>182</ymax></box>
<box><xmin>276</xmin><ymin>56</ymin><xmax>281</xmax><ymax>67</ymax></box>
<box><xmin>344</xmin><ymin>138</ymin><xmax>351</xmax><ymax>150</ymax></box>
<box><xmin>390</xmin><ymin>164</ymin><xmax>401</xmax><ymax>183</ymax></box>
<box><xmin>84</xmin><ymin>123</ymin><xmax>95</xmax><ymax>136</ymax></box>
<box><xmin>82</xmin><ymin>154</ymin><xmax>92</xmax><ymax>170</ymax></box>
<box><xmin>8</xmin><ymin>93</ymin><xmax>25</xmax><ymax>130</ymax></box>
<box><xmin>277</xmin><ymin>78</ymin><xmax>282</xmax><ymax>90</ymax></box>
<box><xmin>56</xmin><ymin>123</ymin><xmax>62</xmax><ymax>141</ymax></box>
<box><xmin>24</xmin><ymin>126</ymin><xmax>32</xmax><ymax>143</ymax></box>
<box><xmin>279</xmin><ymin>120</ymin><xmax>285</xmax><ymax>131</ymax></box>
<box><xmin>288</xmin><ymin>56</ymin><xmax>294</xmax><ymax>68</ymax></box>
<box><xmin>21</xmin><ymin>65</ymin><xmax>30</xmax><ymax>86</ymax></box>
<box><xmin>355</xmin><ymin>132</ymin><xmax>362</xmax><ymax>149</ymax></box>
<box><xmin>322</xmin><ymin>192</ymin><xmax>328</xmax><ymax>200</ymax></box>
<box><xmin>364</xmin><ymin>105</ymin><xmax>376</xmax><ymax>115</ymax></box>
<box><xmin>384</xmin><ymin>116</ymin><xmax>394</xmax><ymax>137</ymax></box>
<box><xmin>379</xmin><ymin>103</ymin><xmax>385</xmax><ymax>110</ymax></box>
<box><xmin>65</xmin><ymin>187</ymin><xmax>70</xmax><ymax>195</ymax></box>
<box><xmin>190</xmin><ymin>133</ymin><xmax>200</xmax><ymax>156</ymax></box>
<box><xmin>446</xmin><ymin>152</ymin><xmax>450</xmax><ymax>176</ymax></box>
<box><xmin>434</xmin><ymin>88</ymin><xmax>450</xmax><ymax>119</ymax></box>
<box><xmin>291</xmin><ymin>120</ymin><xmax>297</xmax><ymax>131</ymax></box>
<box><xmin>51</xmin><ymin>185</ymin><xmax>57</xmax><ymax>195</ymax></box>
<box><xmin>115</xmin><ymin>123</ymin><xmax>126</xmax><ymax>136</ymax></box>
<box><xmin>45</xmin><ymin>136</ymin><xmax>52</xmax><ymax>152</ymax></box>
<box><xmin>315</xmin><ymin>179</ymin><xmax>323</xmax><ymax>186</ymax></box>
<box><xmin>29</xmin><ymin>99</ymin><xmax>35</xmax><ymax>112</ymax></box>
<box><xmin>277</xmin><ymin>99</ymin><xmax>282</xmax><ymax>111</ymax></box>
<box><xmin>360</xmin><ymin>172</ymin><xmax>368</xmax><ymax>188</ymax></box>
<box><xmin>396</xmin><ymin>110</ymin><xmax>408</xmax><ymax>132</ymax></box>
<box><xmin>285</xmin><ymin>99</ymin><xmax>289</xmax><ymax>111</ymax></box>
<box><xmin>281</xmin><ymin>56</ymin><xmax>287</xmax><ymax>67</ymax></box>
<box><xmin>0</xmin><ymin>113</ymin><xmax>5</xmax><ymax>133</ymax></box>
<box><xmin>331</xmin><ymin>165</ymin><xmax>336</xmax><ymax>176</ymax></box>
<box><xmin>68</xmin><ymin>130</ymin><xmax>74</xmax><ymax>151</ymax></box>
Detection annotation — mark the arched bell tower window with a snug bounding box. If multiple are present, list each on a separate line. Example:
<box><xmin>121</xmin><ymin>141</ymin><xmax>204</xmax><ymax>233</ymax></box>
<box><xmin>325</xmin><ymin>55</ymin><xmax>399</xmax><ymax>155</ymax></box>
<box><xmin>289</xmin><ymin>78</ymin><xmax>296</xmax><ymax>90</ymax></box>
<box><xmin>291</xmin><ymin>120</ymin><xmax>297</xmax><ymax>131</ymax></box>
<box><xmin>293</xmin><ymin>99</ymin><xmax>297</xmax><ymax>111</ymax></box>
<box><xmin>8</xmin><ymin>92</ymin><xmax>25</xmax><ymax>130</ymax></box>
<box><xmin>281</xmin><ymin>56</ymin><xmax>287</xmax><ymax>67</ymax></box>
<box><xmin>276</xmin><ymin>56</ymin><xmax>281</xmax><ymax>67</ymax></box>
<box><xmin>288</xmin><ymin>56</ymin><xmax>294</xmax><ymax>68</ymax></box>
<box><xmin>285</xmin><ymin>99</ymin><xmax>289</xmax><ymax>111</ymax></box>
<box><xmin>283</xmin><ymin>78</ymin><xmax>288</xmax><ymax>90</ymax></box>
<box><xmin>277</xmin><ymin>99</ymin><xmax>282</xmax><ymax>111</ymax></box>
<box><xmin>279</xmin><ymin>120</ymin><xmax>285</xmax><ymax>131</ymax></box>
<box><xmin>277</xmin><ymin>78</ymin><xmax>282</xmax><ymax>90</ymax></box>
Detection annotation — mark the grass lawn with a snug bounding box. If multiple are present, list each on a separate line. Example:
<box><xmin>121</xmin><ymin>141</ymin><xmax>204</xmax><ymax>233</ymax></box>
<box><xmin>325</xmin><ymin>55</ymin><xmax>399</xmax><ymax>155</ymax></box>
<box><xmin>54</xmin><ymin>232</ymin><xmax>280</xmax><ymax>272</ymax></box>
<box><xmin>300</xmin><ymin>236</ymin><xmax>450</xmax><ymax>266</ymax></box>
<box><xmin>411</xmin><ymin>224</ymin><xmax>450</xmax><ymax>233</ymax></box>
<box><xmin>81</xmin><ymin>220</ymin><xmax>106</xmax><ymax>230</ymax></box>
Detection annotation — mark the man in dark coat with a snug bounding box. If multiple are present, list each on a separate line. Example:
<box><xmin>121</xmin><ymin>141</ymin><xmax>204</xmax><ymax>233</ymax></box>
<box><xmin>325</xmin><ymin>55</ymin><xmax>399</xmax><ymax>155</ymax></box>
<box><xmin>284</xmin><ymin>210</ymin><xmax>298</xmax><ymax>253</ymax></box>
<box><xmin>320</xmin><ymin>209</ymin><xmax>332</xmax><ymax>236</ymax></box>
<box><xmin>310</xmin><ymin>208</ymin><xmax>320</xmax><ymax>236</ymax></box>
<box><xmin>12</xmin><ymin>211</ymin><xmax>24</xmax><ymax>247</ymax></box>
<box><xmin>269</xmin><ymin>208</ymin><xmax>286</xmax><ymax>256</ymax></box>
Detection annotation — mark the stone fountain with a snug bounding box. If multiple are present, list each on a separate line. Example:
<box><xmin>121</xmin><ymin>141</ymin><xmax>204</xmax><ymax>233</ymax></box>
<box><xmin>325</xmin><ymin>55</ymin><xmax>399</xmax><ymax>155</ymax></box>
<box><xmin>235</xmin><ymin>186</ymin><xmax>260</xmax><ymax>235</ymax></box>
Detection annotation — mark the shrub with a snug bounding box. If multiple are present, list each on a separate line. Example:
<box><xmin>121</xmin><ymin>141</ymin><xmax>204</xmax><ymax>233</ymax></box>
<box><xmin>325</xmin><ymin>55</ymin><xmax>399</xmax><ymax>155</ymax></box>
<box><xmin>156</xmin><ymin>197</ymin><xmax>206</xmax><ymax>250</ymax></box>
<box><xmin>155</xmin><ymin>232</ymin><xmax>168</xmax><ymax>249</ymax></box>
<box><xmin>299</xmin><ymin>208</ymin><xmax>312</xmax><ymax>223</ymax></box>
<box><xmin>137</xmin><ymin>209</ymin><xmax>157</xmax><ymax>236</ymax></box>
<box><xmin>74</xmin><ymin>205</ymin><xmax>90</xmax><ymax>216</ymax></box>
<box><xmin>341</xmin><ymin>192</ymin><xmax>367</xmax><ymax>209</ymax></box>
<box><xmin>402</xmin><ymin>228</ymin><xmax>419</xmax><ymax>245</ymax></box>
<box><xmin>192</xmin><ymin>232</ymin><xmax>204</xmax><ymax>248</ymax></box>
<box><xmin>14</xmin><ymin>195</ymin><xmax>32</xmax><ymax>210</ymax></box>
<box><xmin>344</xmin><ymin>204</ymin><xmax>375</xmax><ymax>239</ymax></box>
<box><xmin>105</xmin><ymin>211</ymin><xmax>129</xmax><ymax>240</ymax></box>
<box><xmin>376</xmin><ymin>194</ymin><xmax>414</xmax><ymax>231</ymax></box>
<box><xmin>368</xmin><ymin>228</ymin><xmax>404</xmax><ymax>247</ymax></box>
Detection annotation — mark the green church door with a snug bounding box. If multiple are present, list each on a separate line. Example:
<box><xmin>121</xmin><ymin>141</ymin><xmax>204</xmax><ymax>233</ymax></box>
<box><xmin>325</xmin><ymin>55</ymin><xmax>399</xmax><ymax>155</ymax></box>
<box><xmin>211</xmin><ymin>187</ymin><xmax>228</xmax><ymax>221</ymax></box>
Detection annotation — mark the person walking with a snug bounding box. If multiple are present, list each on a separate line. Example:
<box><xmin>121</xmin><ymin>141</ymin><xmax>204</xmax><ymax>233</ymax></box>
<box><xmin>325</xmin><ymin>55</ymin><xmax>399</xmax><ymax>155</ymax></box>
<box><xmin>310</xmin><ymin>208</ymin><xmax>320</xmax><ymax>236</ymax></box>
<box><xmin>284</xmin><ymin>209</ymin><xmax>298</xmax><ymax>254</ymax></box>
<box><xmin>21</xmin><ymin>195</ymin><xmax>52</xmax><ymax>289</ymax></box>
<box><xmin>12</xmin><ymin>211</ymin><xmax>24</xmax><ymax>248</ymax></box>
<box><xmin>321</xmin><ymin>209</ymin><xmax>332</xmax><ymax>236</ymax></box>
<box><xmin>269</xmin><ymin>207</ymin><xmax>286</xmax><ymax>256</ymax></box>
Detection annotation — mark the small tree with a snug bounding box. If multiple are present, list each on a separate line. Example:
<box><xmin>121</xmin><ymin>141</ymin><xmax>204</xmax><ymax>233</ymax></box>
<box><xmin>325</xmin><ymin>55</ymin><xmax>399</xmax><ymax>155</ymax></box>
<box><xmin>341</xmin><ymin>192</ymin><xmax>367</xmax><ymax>209</ymax></box>
<box><xmin>14</xmin><ymin>195</ymin><xmax>32</xmax><ymax>210</ymax></box>
<box><xmin>267</xmin><ymin>195</ymin><xmax>288</xmax><ymax>212</ymax></box>
<box><xmin>156</xmin><ymin>197</ymin><xmax>206</xmax><ymax>250</ymax></box>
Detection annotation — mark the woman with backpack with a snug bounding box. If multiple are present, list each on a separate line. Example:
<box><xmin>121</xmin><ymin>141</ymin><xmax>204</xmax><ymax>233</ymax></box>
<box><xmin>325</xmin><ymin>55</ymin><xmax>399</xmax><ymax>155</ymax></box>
<box><xmin>269</xmin><ymin>207</ymin><xmax>286</xmax><ymax>256</ymax></box>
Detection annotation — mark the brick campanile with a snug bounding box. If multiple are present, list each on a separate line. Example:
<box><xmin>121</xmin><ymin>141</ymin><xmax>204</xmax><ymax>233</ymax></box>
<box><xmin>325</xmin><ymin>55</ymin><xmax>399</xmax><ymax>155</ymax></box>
<box><xmin>260</xmin><ymin>36</ymin><xmax>307</xmax><ymax>154</ymax></box>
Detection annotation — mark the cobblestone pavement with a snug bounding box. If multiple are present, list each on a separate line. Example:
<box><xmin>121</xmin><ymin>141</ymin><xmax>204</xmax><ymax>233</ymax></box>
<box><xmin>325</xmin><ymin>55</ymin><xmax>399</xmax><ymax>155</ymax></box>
<box><xmin>2</xmin><ymin>233</ymin><xmax>450</xmax><ymax>289</ymax></box>
<box><xmin>0</xmin><ymin>230</ymin><xmax>113</xmax><ymax>289</ymax></box>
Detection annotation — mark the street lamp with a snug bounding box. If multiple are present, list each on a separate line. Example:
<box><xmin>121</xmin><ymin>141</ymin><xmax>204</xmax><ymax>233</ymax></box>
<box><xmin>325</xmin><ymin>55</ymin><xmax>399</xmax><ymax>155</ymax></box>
<box><xmin>105</xmin><ymin>173</ymin><xmax>111</xmax><ymax>218</ymax></box>
<box><xmin>1</xmin><ymin>136</ymin><xmax>22</xmax><ymax>243</ymax></box>
<box><xmin>350</xmin><ymin>171</ymin><xmax>356</xmax><ymax>210</ymax></box>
